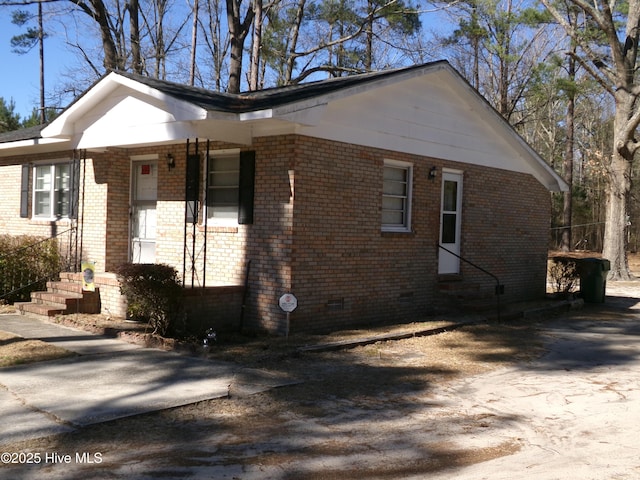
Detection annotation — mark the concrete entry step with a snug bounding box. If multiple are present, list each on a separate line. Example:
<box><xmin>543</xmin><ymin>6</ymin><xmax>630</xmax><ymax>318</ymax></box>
<box><xmin>15</xmin><ymin>275</ymin><xmax>101</xmax><ymax>319</ymax></box>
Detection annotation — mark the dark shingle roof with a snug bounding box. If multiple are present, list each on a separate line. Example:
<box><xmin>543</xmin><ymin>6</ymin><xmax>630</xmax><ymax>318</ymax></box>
<box><xmin>116</xmin><ymin>61</ymin><xmax>446</xmax><ymax>112</ymax></box>
<box><xmin>0</xmin><ymin>123</ymin><xmax>48</xmax><ymax>143</ymax></box>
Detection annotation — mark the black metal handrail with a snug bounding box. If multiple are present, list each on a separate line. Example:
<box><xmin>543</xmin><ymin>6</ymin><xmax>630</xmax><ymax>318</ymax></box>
<box><xmin>0</xmin><ymin>228</ymin><xmax>76</xmax><ymax>303</ymax></box>
<box><xmin>438</xmin><ymin>244</ymin><xmax>503</xmax><ymax>321</ymax></box>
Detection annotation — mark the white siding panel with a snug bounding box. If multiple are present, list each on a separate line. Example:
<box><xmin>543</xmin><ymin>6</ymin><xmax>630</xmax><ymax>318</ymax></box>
<box><xmin>77</xmin><ymin>94</ymin><xmax>176</xmax><ymax>132</ymax></box>
<box><xmin>74</xmin><ymin>89</ymin><xmax>206</xmax><ymax>148</ymax></box>
<box><xmin>294</xmin><ymin>78</ymin><xmax>532</xmax><ymax>175</ymax></box>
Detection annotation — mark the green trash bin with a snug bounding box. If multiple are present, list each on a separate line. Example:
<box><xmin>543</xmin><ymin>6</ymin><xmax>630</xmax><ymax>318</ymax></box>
<box><xmin>578</xmin><ymin>258</ymin><xmax>610</xmax><ymax>303</ymax></box>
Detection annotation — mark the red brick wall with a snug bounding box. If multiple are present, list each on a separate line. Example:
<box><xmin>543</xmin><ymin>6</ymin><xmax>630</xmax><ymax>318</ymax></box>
<box><xmin>78</xmin><ymin>154</ymin><xmax>109</xmax><ymax>270</ymax></box>
<box><xmin>241</xmin><ymin>137</ymin><xmax>295</xmax><ymax>333</ymax></box>
<box><xmin>460</xmin><ymin>163</ymin><xmax>550</xmax><ymax>300</ymax></box>
<box><xmin>0</xmin><ymin>136</ymin><xmax>552</xmax><ymax>334</ymax></box>
<box><xmin>283</xmin><ymin>136</ymin><xmax>551</xmax><ymax>333</ymax></box>
<box><xmin>287</xmin><ymin>136</ymin><xmax>438</xmax><ymax>333</ymax></box>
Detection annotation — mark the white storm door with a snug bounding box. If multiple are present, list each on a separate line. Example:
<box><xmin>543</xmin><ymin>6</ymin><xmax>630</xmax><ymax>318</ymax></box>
<box><xmin>130</xmin><ymin>161</ymin><xmax>158</xmax><ymax>263</ymax></box>
<box><xmin>438</xmin><ymin>171</ymin><xmax>463</xmax><ymax>274</ymax></box>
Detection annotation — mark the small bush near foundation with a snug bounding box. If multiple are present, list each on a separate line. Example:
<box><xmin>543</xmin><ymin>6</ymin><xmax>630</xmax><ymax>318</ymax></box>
<box><xmin>114</xmin><ymin>263</ymin><xmax>184</xmax><ymax>337</ymax></box>
<box><xmin>548</xmin><ymin>256</ymin><xmax>579</xmax><ymax>297</ymax></box>
<box><xmin>0</xmin><ymin>235</ymin><xmax>64</xmax><ymax>303</ymax></box>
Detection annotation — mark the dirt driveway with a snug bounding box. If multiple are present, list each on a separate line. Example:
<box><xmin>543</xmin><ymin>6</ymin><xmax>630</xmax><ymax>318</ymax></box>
<box><xmin>2</xmin><ymin>281</ymin><xmax>640</xmax><ymax>479</ymax></box>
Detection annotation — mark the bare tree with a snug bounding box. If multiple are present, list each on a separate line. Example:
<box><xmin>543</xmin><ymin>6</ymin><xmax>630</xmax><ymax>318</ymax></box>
<box><xmin>197</xmin><ymin>0</ymin><xmax>231</xmax><ymax>90</ymax></box>
<box><xmin>441</xmin><ymin>0</ymin><xmax>558</xmax><ymax>125</ymax></box>
<box><xmin>10</xmin><ymin>5</ymin><xmax>47</xmax><ymax>122</ymax></box>
<box><xmin>540</xmin><ymin>0</ymin><xmax>640</xmax><ymax>279</ymax></box>
<box><xmin>189</xmin><ymin>0</ymin><xmax>199</xmax><ymax>85</ymax></box>
<box><xmin>128</xmin><ymin>0</ymin><xmax>141</xmax><ymax>73</ymax></box>
<box><xmin>226</xmin><ymin>0</ymin><xmax>254</xmax><ymax>92</ymax></box>
<box><xmin>248</xmin><ymin>0</ymin><xmax>263</xmax><ymax>90</ymax></box>
<box><xmin>68</xmin><ymin>0</ymin><xmax>123</xmax><ymax>70</ymax></box>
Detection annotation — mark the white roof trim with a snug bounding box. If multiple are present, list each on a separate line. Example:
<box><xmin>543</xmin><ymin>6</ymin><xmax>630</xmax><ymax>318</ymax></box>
<box><xmin>42</xmin><ymin>72</ymin><xmax>209</xmax><ymax>139</ymax></box>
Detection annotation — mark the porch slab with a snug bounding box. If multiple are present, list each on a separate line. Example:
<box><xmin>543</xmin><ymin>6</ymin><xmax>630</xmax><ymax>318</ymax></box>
<box><xmin>0</xmin><ymin>315</ymin><xmax>298</xmax><ymax>446</ymax></box>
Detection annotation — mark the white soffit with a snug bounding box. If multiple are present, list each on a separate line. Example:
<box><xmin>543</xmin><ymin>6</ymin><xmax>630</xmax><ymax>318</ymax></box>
<box><xmin>42</xmin><ymin>73</ymin><xmax>209</xmax><ymax>141</ymax></box>
<box><xmin>0</xmin><ymin>138</ymin><xmax>70</xmax><ymax>158</ymax></box>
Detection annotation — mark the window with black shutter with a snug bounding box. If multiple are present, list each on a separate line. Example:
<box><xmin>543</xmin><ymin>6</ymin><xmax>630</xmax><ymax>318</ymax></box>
<box><xmin>206</xmin><ymin>150</ymin><xmax>255</xmax><ymax>226</ymax></box>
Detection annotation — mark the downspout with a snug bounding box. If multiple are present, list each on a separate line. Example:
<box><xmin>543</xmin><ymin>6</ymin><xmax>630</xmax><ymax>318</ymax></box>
<box><xmin>79</xmin><ymin>150</ymin><xmax>87</xmax><ymax>272</ymax></box>
<box><xmin>183</xmin><ymin>139</ymin><xmax>190</xmax><ymax>286</ymax></box>
<box><xmin>190</xmin><ymin>139</ymin><xmax>199</xmax><ymax>287</ymax></box>
<box><xmin>203</xmin><ymin>140</ymin><xmax>210</xmax><ymax>288</ymax></box>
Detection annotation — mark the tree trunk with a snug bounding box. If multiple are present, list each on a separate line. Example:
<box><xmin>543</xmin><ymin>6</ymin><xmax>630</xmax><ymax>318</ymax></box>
<box><xmin>285</xmin><ymin>0</ymin><xmax>305</xmax><ymax>84</ymax></box>
<box><xmin>603</xmin><ymin>114</ymin><xmax>633</xmax><ymax>279</ymax></box>
<box><xmin>129</xmin><ymin>0</ymin><xmax>142</xmax><ymax>74</ymax></box>
<box><xmin>561</xmin><ymin>54</ymin><xmax>576</xmax><ymax>252</ymax></box>
<box><xmin>603</xmin><ymin>96</ymin><xmax>634</xmax><ymax>279</ymax></box>
<box><xmin>248</xmin><ymin>0</ymin><xmax>263</xmax><ymax>91</ymax></box>
<box><xmin>226</xmin><ymin>0</ymin><xmax>254</xmax><ymax>93</ymax></box>
<box><xmin>471</xmin><ymin>3</ymin><xmax>479</xmax><ymax>90</ymax></box>
<box><xmin>88</xmin><ymin>0</ymin><xmax>121</xmax><ymax>70</ymax></box>
<box><xmin>38</xmin><ymin>1</ymin><xmax>45</xmax><ymax>124</ymax></box>
<box><xmin>364</xmin><ymin>0</ymin><xmax>373</xmax><ymax>70</ymax></box>
<box><xmin>189</xmin><ymin>0</ymin><xmax>199</xmax><ymax>86</ymax></box>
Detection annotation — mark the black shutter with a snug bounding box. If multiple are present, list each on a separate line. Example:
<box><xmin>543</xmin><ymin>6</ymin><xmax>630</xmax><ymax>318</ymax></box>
<box><xmin>69</xmin><ymin>157</ymin><xmax>80</xmax><ymax>219</ymax></box>
<box><xmin>186</xmin><ymin>154</ymin><xmax>200</xmax><ymax>224</ymax></box>
<box><xmin>20</xmin><ymin>164</ymin><xmax>29</xmax><ymax>218</ymax></box>
<box><xmin>185</xmin><ymin>154</ymin><xmax>200</xmax><ymax>201</ymax></box>
<box><xmin>238</xmin><ymin>151</ymin><xmax>255</xmax><ymax>225</ymax></box>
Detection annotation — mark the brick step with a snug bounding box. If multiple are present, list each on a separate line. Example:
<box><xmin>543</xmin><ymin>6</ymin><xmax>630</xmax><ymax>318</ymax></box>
<box><xmin>15</xmin><ymin>302</ymin><xmax>66</xmax><ymax>320</ymax></box>
<box><xmin>437</xmin><ymin>277</ymin><xmax>499</xmax><ymax>315</ymax></box>
<box><xmin>17</xmin><ymin>296</ymin><xmax>101</xmax><ymax>317</ymax></box>
<box><xmin>59</xmin><ymin>272</ymin><xmax>86</xmax><ymax>283</ymax></box>
<box><xmin>31</xmin><ymin>291</ymin><xmax>86</xmax><ymax>313</ymax></box>
<box><xmin>46</xmin><ymin>280</ymin><xmax>92</xmax><ymax>294</ymax></box>
<box><xmin>17</xmin><ymin>276</ymin><xmax>102</xmax><ymax>319</ymax></box>
<box><xmin>460</xmin><ymin>297</ymin><xmax>501</xmax><ymax>312</ymax></box>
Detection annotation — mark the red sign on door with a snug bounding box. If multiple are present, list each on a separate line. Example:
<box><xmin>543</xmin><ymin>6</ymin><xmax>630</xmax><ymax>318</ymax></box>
<box><xmin>141</xmin><ymin>164</ymin><xmax>151</xmax><ymax>175</ymax></box>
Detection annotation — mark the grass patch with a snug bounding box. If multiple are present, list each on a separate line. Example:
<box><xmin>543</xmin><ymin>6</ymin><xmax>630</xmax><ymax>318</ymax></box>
<box><xmin>0</xmin><ymin>331</ymin><xmax>76</xmax><ymax>367</ymax></box>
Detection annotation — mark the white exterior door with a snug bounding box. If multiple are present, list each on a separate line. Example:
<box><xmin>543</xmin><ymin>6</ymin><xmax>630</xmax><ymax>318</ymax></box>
<box><xmin>130</xmin><ymin>160</ymin><xmax>158</xmax><ymax>263</ymax></box>
<box><xmin>438</xmin><ymin>170</ymin><xmax>463</xmax><ymax>274</ymax></box>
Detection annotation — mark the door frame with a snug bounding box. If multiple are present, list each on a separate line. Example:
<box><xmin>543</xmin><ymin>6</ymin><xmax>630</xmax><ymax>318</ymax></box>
<box><xmin>438</xmin><ymin>169</ymin><xmax>463</xmax><ymax>274</ymax></box>
<box><xmin>129</xmin><ymin>155</ymin><xmax>159</xmax><ymax>263</ymax></box>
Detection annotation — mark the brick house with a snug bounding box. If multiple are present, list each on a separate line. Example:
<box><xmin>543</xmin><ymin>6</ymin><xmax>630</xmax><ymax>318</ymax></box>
<box><xmin>0</xmin><ymin>61</ymin><xmax>566</xmax><ymax>334</ymax></box>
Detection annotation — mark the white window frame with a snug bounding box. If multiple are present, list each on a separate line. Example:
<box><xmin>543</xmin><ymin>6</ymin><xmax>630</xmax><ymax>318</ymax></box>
<box><xmin>205</xmin><ymin>149</ymin><xmax>241</xmax><ymax>226</ymax></box>
<box><xmin>32</xmin><ymin>161</ymin><xmax>72</xmax><ymax>220</ymax></box>
<box><xmin>382</xmin><ymin>159</ymin><xmax>413</xmax><ymax>232</ymax></box>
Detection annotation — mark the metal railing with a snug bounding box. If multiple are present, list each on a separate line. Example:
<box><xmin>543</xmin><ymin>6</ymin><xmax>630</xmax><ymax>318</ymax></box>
<box><xmin>438</xmin><ymin>244</ymin><xmax>503</xmax><ymax>321</ymax></box>
<box><xmin>0</xmin><ymin>228</ymin><xmax>77</xmax><ymax>304</ymax></box>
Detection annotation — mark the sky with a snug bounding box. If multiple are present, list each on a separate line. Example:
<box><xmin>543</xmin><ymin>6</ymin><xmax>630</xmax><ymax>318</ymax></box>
<box><xmin>0</xmin><ymin>10</ymin><xmax>68</xmax><ymax>120</ymax></box>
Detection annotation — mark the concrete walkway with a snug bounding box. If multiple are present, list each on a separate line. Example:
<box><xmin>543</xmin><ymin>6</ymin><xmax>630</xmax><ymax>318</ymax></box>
<box><xmin>0</xmin><ymin>315</ymin><xmax>297</xmax><ymax>447</ymax></box>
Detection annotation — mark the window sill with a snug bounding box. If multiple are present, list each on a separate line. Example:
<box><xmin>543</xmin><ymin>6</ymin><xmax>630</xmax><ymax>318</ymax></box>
<box><xmin>30</xmin><ymin>217</ymin><xmax>73</xmax><ymax>225</ymax></box>
<box><xmin>198</xmin><ymin>225</ymin><xmax>239</xmax><ymax>234</ymax></box>
<box><xmin>381</xmin><ymin>229</ymin><xmax>415</xmax><ymax>237</ymax></box>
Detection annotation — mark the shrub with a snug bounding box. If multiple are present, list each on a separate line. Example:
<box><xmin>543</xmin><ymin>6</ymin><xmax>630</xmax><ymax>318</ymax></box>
<box><xmin>0</xmin><ymin>235</ymin><xmax>64</xmax><ymax>303</ymax></box>
<box><xmin>114</xmin><ymin>263</ymin><xmax>185</xmax><ymax>337</ymax></box>
<box><xmin>548</xmin><ymin>256</ymin><xmax>579</xmax><ymax>297</ymax></box>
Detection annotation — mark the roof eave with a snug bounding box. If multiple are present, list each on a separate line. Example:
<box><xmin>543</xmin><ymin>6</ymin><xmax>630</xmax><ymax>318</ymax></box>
<box><xmin>42</xmin><ymin>72</ymin><xmax>209</xmax><ymax>139</ymax></box>
<box><xmin>0</xmin><ymin>137</ymin><xmax>71</xmax><ymax>158</ymax></box>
